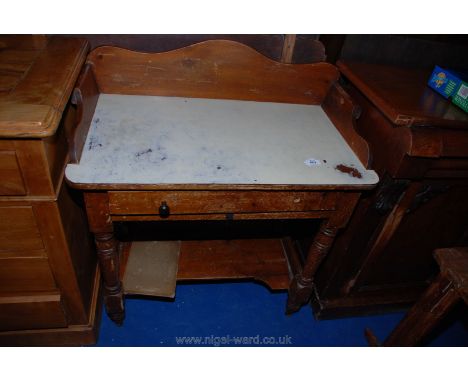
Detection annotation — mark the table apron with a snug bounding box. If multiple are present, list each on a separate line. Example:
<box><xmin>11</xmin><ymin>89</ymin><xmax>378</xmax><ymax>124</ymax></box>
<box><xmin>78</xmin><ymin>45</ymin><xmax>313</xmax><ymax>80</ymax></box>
<box><xmin>108</xmin><ymin>190</ymin><xmax>338</xmax><ymax>216</ymax></box>
<box><xmin>110</xmin><ymin>211</ymin><xmax>335</xmax><ymax>221</ymax></box>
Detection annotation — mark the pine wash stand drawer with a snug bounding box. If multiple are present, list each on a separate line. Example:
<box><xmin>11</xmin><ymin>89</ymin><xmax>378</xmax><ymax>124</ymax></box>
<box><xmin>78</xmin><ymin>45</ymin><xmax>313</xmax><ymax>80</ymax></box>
<box><xmin>64</xmin><ymin>41</ymin><xmax>378</xmax><ymax>325</ymax></box>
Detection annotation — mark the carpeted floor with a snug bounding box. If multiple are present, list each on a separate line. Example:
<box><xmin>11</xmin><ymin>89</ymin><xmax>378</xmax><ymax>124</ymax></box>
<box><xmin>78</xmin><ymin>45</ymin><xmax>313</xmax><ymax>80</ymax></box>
<box><xmin>95</xmin><ymin>281</ymin><xmax>468</xmax><ymax>346</ymax></box>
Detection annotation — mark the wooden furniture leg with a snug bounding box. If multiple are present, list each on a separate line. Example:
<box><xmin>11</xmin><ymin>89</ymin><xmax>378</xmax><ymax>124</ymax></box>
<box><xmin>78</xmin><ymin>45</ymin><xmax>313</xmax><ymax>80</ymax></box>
<box><xmin>286</xmin><ymin>220</ymin><xmax>338</xmax><ymax>314</ymax></box>
<box><xmin>94</xmin><ymin>231</ymin><xmax>125</xmax><ymax>325</ymax></box>
<box><xmin>382</xmin><ymin>273</ymin><xmax>459</xmax><ymax>346</ymax></box>
<box><xmin>84</xmin><ymin>193</ymin><xmax>125</xmax><ymax>325</ymax></box>
<box><xmin>366</xmin><ymin>247</ymin><xmax>468</xmax><ymax>346</ymax></box>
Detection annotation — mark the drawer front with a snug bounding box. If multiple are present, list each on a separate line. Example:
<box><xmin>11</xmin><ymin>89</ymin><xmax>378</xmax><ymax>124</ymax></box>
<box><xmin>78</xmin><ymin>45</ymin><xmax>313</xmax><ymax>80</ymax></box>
<box><xmin>0</xmin><ymin>206</ymin><xmax>44</xmax><ymax>253</ymax></box>
<box><xmin>0</xmin><ymin>140</ymin><xmax>55</xmax><ymax>197</ymax></box>
<box><xmin>0</xmin><ymin>256</ymin><xmax>57</xmax><ymax>292</ymax></box>
<box><xmin>0</xmin><ymin>292</ymin><xmax>67</xmax><ymax>331</ymax></box>
<box><xmin>109</xmin><ymin>191</ymin><xmax>336</xmax><ymax>215</ymax></box>
<box><xmin>0</xmin><ymin>150</ymin><xmax>26</xmax><ymax>195</ymax></box>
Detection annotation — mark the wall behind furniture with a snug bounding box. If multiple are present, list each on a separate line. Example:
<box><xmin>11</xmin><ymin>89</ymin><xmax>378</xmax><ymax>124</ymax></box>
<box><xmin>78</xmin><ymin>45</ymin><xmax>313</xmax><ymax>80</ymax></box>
<box><xmin>320</xmin><ymin>34</ymin><xmax>468</xmax><ymax>70</ymax></box>
<box><xmin>60</xmin><ymin>34</ymin><xmax>325</xmax><ymax>63</ymax></box>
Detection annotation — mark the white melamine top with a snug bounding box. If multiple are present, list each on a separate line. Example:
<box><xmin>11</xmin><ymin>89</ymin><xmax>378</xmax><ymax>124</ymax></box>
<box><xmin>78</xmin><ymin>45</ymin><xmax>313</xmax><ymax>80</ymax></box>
<box><xmin>65</xmin><ymin>94</ymin><xmax>378</xmax><ymax>186</ymax></box>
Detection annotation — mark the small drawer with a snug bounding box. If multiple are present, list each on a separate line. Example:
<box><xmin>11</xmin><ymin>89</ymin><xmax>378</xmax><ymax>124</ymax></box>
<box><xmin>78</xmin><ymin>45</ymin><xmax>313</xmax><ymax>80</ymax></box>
<box><xmin>0</xmin><ymin>150</ymin><xmax>26</xmax><ymax>195</ymax></box>
<box><xmin>108</xmin><ymin>190</ymin><xmax>336</xmax><ymax>216</ymax></box>
<box><xmin>0</xmin><ymin>255</ymin><xmax>57</xmax><ymax>292</ymax></box>
<box><xmin>0</xmin><ymin>206</ymin><xmax>44</xmax><ymax>253</ymax></box>
<box><xmin>0</xmin><ymin>292</ymin><xmax>67</xmax><ymax>331</ymax></box>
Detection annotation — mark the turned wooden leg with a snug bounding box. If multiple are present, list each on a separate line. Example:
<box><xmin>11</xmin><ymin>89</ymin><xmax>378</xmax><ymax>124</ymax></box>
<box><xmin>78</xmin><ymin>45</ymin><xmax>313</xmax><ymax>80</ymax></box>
<box><xmin>84</xmin><ymin>192</ymin><xmax>125</xmax><ymax>325</ymax></box>
<box><xmin>95</xmin><ymin>231</ymin><xmax>125</xmax><ymax>325</ymax></box>
<box><xmin>286</xmin><ymin>221</ymin><xmax>338</xmax><ymax>314</ymax></box>
<box><xmin>383</xmin><ymin>273</ymin><xmax>459</xmax><ymax>346</ymax></box>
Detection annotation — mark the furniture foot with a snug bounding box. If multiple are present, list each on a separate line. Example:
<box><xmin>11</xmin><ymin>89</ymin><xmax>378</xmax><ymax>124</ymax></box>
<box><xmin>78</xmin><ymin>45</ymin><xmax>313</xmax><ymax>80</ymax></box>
<box><xmin>95</xmin><ymin>232</ymin><xmax>125</xmax><ymax>325</ymax></box>
<box><xmin>104</xmin><ymin>294</ymin><xmax>125</xmax><ymax>325</ymax></box>
<box><xmin>286</xmin><ymin>221</ymin><xmax>338</xmax><ymax>314</ymax></box>
<box><xmin>286</xmin><ymin>275</ymin><xmax>314</xmax><ymax>314</ymax></box>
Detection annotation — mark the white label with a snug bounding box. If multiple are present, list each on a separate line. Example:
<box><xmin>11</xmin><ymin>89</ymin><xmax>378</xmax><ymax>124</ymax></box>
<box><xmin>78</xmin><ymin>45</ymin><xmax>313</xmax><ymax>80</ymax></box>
<box><xmin>304</xmin><ymin>158</ymin><xmax>321</xmax><ymax>167</ymax></box>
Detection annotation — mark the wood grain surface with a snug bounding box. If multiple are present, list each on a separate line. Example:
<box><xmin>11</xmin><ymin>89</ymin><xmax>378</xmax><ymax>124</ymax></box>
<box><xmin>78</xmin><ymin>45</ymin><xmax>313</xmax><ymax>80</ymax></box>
<box><xmin>0</xmin><ymin>36</ymin><xmax>89</xmax><ymax>137</ymax></box>
<box><xmin>87</xmin><ymin>40</ymin><xmax>339</xmax><ymax>104</ymax></box>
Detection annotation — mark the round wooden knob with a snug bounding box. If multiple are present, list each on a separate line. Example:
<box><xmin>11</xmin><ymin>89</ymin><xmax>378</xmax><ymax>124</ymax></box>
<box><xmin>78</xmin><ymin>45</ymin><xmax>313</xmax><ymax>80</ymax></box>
<box><xmin>159</xmin><ymin>201</ymin><xmax>170</xmax><ymax>218</ymax></box>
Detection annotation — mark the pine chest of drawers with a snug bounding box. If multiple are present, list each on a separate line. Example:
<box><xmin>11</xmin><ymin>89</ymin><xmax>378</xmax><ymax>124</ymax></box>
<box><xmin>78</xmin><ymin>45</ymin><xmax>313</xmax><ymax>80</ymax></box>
<box><xmin>0</xmin><ymin>35</ymin><xmax>100</xmax><ymax>345</ymax></box>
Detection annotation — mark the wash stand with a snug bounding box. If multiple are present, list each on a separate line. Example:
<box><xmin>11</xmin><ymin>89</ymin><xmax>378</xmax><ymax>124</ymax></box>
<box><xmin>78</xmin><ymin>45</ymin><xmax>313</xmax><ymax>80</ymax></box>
<box><xmin>65</xmin><ymin>41</ymin><xmax>378</xmax><ymax>324</ymax></box>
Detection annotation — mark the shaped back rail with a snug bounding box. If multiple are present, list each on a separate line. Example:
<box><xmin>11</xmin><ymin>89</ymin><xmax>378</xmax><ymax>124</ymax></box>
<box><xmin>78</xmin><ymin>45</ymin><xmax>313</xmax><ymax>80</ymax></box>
<box><xmin>86</xmin><ymin>40</ymin><xmax>339</xmax><ymax>105</ymax></box>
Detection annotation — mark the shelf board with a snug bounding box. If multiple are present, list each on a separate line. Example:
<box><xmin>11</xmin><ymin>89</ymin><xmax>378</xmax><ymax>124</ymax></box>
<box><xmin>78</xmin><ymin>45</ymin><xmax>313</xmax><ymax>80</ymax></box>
<box><xmin>120</xmin><ymin>239</ymin><xmax>290</xmax><ymax>295</ymax></box>
<box><xmin>177</xmin><ymin>239</ymin><xmax>290</xmax><ymax>290</ymax></box>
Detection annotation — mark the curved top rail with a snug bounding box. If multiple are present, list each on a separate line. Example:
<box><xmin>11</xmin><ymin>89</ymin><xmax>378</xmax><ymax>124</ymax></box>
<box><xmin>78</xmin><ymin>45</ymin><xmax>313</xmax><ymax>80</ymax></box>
<box><xmin>87</xmin><ymin>40</ymin><xmax>339</xmax><ymax>105</ymax></box>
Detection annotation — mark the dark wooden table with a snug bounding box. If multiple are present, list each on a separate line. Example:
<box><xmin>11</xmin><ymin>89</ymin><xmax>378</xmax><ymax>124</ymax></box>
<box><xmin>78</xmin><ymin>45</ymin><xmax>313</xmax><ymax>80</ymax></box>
<box><xmin>313</xmin><ymin>61</ymin><xmax>468</xmax><ymax>318</ymax></box>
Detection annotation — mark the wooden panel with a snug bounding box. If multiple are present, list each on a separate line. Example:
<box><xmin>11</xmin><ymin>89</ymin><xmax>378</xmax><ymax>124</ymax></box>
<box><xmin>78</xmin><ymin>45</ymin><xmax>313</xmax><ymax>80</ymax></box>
<box><xmin>0</xmin><ymin>50</ymin><xmax>39</xmax><ymax>67</ymax></box>
<box><xmin>34</xmin><ymin>197</ymin><xmax>90</xmax><ymax>325</ymax></box>
<box><xmin>87</xmin><ymin>40</ymin><xmax>339</xmax><ymax>104</ymax></box>
<box><xmin>112</xmin><ymin>211</ymin><xmax>332</xmax><ymax>222</ymax></box>
<box><xmin>108</xmin><ymin>191</ymin><xmax>336</xmax><ymax>215</ymax></box>
<box><xmin>67</xmin><ymin>64</ymin><xmax>99</xmax><ymax>164</ymax></box>
<box><xmin>176</xmin><ymin>239</ymin><xmax>290</xmax><ymax>290</ymax></box>
<box><xmin>0</xmin><ymin>267</ymin><xmax>101</xmax><ymax>346</ymax></box>
<box><xmin>0</xmin><ymin>206</ymin><xmax>43</xmax><ymax>253</ymax></box>
<box><xmin>43</xmin><ymin>112</ymin><xmax>69</xmax><ymax>193</ymax></box>
<box><xmin>0</xmin><ymin>48</ymin><xmax>40</xmax><ymax>95</ymax></box>
<box><xmin>0</xmin><ymin>72</ymin><xmax>20</xmax><ymax>93</ymax></box>
<box><xmin>357</xmin><ymin>183</ymin><xmax>468</xmax><ymax>290</ymax></box>
<box><xmin>322</xmin><ymin>82</ymin><xmax>371</xmax><ymax>167</ymax></box>
<box><xmin>343</xmin><ymin>83</ymin><xmax>413</xmax><ymax>177</ymax></box>
<box><xmin>0</xmin><ymin>150</ymin><xmax>26</xmax><ymax>195</ymax></box>
<box><xmin>14</xmin><ymin>140</ymin><xmax>54</xmax><ymax>196</ymax></box>
<box><xmin>0</xmin><ymin>256</ymin><xmax>56</xmax><ymax>292</ymax></box>
<box><xmin>0</xmin><ymin>292</ymin><xmax>67</xmax><ymax>331</ymax></box>
<box><xmin>0</xmin><ymin>104</ymin><xmax>56</xmax><ymax>137</ymax></box>
<box><xmin>56</xmin><ymin>183</ymin><xmax>97</xmax><ymax>318</ymax></box>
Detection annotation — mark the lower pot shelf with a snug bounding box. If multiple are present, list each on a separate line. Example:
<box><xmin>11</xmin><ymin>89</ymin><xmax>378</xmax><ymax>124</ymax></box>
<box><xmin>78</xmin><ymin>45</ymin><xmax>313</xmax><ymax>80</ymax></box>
<box><xmin>120</xmin><ymin>238</ymin><xmax>291</xmax><ymax>298</ymax></box>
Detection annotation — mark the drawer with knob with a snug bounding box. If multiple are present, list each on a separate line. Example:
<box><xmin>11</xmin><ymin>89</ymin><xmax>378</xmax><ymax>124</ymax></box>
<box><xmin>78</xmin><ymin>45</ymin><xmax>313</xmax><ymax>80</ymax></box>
<box><xmin>108</xmin><ymin>190</ymin><xmax>337</xmax><ymax>217</ymax></box>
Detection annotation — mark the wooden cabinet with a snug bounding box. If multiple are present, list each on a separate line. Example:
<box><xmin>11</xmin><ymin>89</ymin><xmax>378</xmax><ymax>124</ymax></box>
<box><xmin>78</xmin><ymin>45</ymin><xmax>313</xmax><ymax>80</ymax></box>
<box><xmin>313</xmin><ymin>61</ymin><xmax>468</xmax><ymax>318</ymax></box>
<box><xmin>0</xmin><ymin>35</ymin><xmax>100</xmax><ymax>345</ymax></box>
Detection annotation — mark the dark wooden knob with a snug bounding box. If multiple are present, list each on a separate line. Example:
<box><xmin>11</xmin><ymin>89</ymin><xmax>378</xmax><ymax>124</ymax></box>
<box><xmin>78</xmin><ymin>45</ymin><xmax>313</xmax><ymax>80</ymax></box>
<box><xmin>159</xmin><ymin>201</ymin><xmax>170</xmax><ymax>218</ymax></box>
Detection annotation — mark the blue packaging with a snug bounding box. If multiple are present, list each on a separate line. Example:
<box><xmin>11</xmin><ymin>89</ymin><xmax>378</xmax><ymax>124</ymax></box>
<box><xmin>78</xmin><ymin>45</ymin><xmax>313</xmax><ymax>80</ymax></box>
<box><xmin>428</xmin><ymin>66</ymin><xmax>463</xmax><ymax>99</ymax></box>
